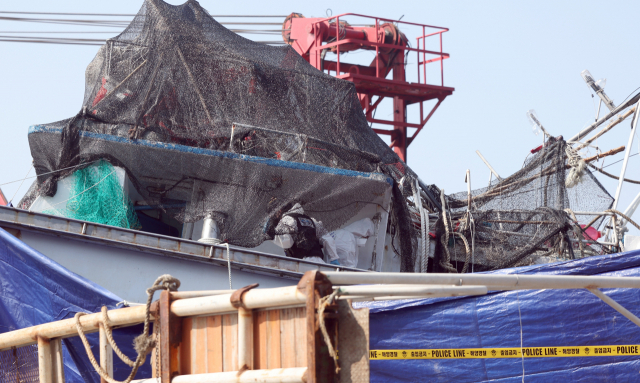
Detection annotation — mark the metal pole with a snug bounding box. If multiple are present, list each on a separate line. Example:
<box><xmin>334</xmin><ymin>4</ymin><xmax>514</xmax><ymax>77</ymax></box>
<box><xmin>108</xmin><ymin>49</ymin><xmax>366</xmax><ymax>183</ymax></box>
<box><xmin>334</xmin><ymin>284</ymin><xmax>488</xmax><ymax>297</ymax></box>
<box><xmin>620</xmin><ymin>190</ymin><xmax>640</xmax><ymax>230</ymax></box>
<box><xmin>475</xmin><ymin>150</ymin><xmax>503</xmax><ymax>181</ymax></box>
<box><xmin>569</xmin><ymin>93</ymin><xmax>640</xmax><ymax>143</ymax></box>
<box><xmin>323</xmin><ymin>272</ymin><xmax>640</xmax><ymax>290</ymax></box>
<box><xmin>607</xmin><ymin>99</ymin><xmax>640</xmax><ymax>243</ymax></box>
<box><xmin>612</xmin><ymin>100</ymin><xmax>640</xmax><ymax>210</ymax></box>
<box><xmin>588</xmin><ymin>288</ymin><xmax>640</xmax><ymax>328</ymax></box>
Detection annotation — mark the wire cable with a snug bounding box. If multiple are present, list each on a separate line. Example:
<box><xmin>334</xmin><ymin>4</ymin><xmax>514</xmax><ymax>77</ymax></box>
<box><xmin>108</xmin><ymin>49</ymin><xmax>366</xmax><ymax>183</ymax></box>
<box><xmin>0</xmin><ymin>11</ymin><xmax>287</xmax><ymax>17</ymax></box>
<box><xmin>0</xmin><ymin>161</ymin><xmax>100</xmax><ymax>187</ymax></box>
<box><xmin>8</xmin><ymin>166</ymin><xmax>32</xmax><ymax>204</ymax></box>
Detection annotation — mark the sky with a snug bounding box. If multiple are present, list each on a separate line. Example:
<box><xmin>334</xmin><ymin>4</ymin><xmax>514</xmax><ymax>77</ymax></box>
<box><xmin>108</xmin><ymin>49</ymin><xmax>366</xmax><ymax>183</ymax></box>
<box><xmin>1</xmin><ymin>0</ymin><xmax>639</xmax><ymax>236</ymax></box>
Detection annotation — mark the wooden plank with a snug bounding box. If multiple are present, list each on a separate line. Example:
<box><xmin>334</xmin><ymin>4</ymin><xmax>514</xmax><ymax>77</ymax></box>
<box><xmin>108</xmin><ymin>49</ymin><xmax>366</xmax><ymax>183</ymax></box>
<box><xmin>37</xmin><ymin>336</ymin><xmax>52</xmax><ymax>383</ymax></box>
<box><xmin>160</xmin><ymin>290</ymin><xmax>175</xmax><ymax>383</ymax></box>
<box><xmin>280</xmin><ymin>308</ymin><xmax>296</xmax><ymax>368</ymax></box>
<box><xmin>206</xmin><ymin>315</ymin><xmax>223</xmax><ymax>373</ymax></box>
<box><xmin>51</xmin><ymin>339</ymin><xmax>65</xmax><ymax>383</ymax></box>
<box><xmin>294</xmin><ymin>307</ymin><xmax>307</xmax><ymax>367</ymax></box>
<box><xmin>99</xmin><ymin>324</ymin><xmax>113</xmax><ymax>383</ymax></box>
<box><xmin>194</xmin><ymin>317</ymin><xmax>207</xmax><ymax>374</ymax></box>
<box><xmin>299</xmin><ymin>270</ymin><xmax>336</xmax><ymax>383</ymax></box>
<box><xmin>180</xmin><ymin>317</ymin><xmax>192</xmax><ymax>375</ymax></box>
<box><xmin>222</xmin><ymin>314</ymin><xmax>238</xmax><ymax>372</ymax></box>
<box><xmin>254</xmin><ymin>311</ymin><xmax>267</xmax><ymax>370</ymax></box>
<box><xmin>266</xmin><ymin>309</ymin><xmax>281</xmax><ymax>369</ymax></box>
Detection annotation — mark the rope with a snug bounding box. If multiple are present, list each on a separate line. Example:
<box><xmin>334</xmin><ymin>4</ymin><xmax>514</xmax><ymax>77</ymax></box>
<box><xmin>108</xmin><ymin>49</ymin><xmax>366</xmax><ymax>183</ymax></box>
<box><xmin>453</xmin><ymin>232</ymin><xmax>471</xmax><ymax>273</ymax></box>
<box><xmin>33</xmin><ymin>169</ymin><xmax>116</xmax><ymax>212</ymax></box>
<box><xmin>470</xmin><ymin>215</ymin><xmax>476</xmax><ymax>273</ymax></box>
<box><xmin>318</xmin><ymin>289</ymin><xmax>340</xmax><ymax>374</ymax></box>
<box><xmin>588</xmin><ymin>163</ymin><xmax>640</xmax><ymax>184</ymax></box>
<box><xmin>101</xmin><ymin>306</ymin><xmax>135</xmax><ymax>367</ymax></box>
<box><xmin>439</xmin><ymin>189</ymin><xmax>457</xmax><ymax>273</ymax></box>
<box><xmin>606</xmin><ymin>209</ymin><xmax>640</xmax><ymax>231</ymax></box>
<box><xmin>565</xmin><ymin>146</ymin><xmax>586</xmax><ymax>188</ymax></box>
<box><xmin>564</xmin><ymin>209</ymin><xmax>584</xmax><ymax>258</ymax></box>
<box><xmin>204</xmin><ymin>239</ymin><xmax>233</xmax><ymax>290</ymax></box>
<box><xmin>412</xmin><ymin>179</ymin><xmax>428</xmax><ymax>272</ymax></box>
<box><xmin>0</xmin><ymin>161</ymin><xmax>100</xmax><ymax>187</ymax></box>
<box><xmin>74</xmin><ymin>275</ymin><xmax>180</xmax><ymax>383</ymax></box>
<box><xmin>8</xmin><ymin>166</ymin><xmax>32</xmax><ymax>204</ymax></box>
<box><xmin>225</xmin><ymin>243</ymin><xmax>232</xmax><ymax>290</ymax></box>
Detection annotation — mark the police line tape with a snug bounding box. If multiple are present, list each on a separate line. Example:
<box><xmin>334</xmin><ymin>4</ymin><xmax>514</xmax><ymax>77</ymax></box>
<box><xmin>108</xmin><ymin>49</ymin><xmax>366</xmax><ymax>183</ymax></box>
<box><xmin>370</xmin><ymin>345</ymin><xmax>640</xmax><ymax>360</ymax></box>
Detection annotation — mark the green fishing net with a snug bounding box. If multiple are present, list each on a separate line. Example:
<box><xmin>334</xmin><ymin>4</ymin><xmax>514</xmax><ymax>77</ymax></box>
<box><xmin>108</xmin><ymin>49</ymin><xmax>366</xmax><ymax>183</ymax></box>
<box><xmin>50</xmin><ymin>160</ymin><xmax>141</xmax><ymax>229</ymax></box>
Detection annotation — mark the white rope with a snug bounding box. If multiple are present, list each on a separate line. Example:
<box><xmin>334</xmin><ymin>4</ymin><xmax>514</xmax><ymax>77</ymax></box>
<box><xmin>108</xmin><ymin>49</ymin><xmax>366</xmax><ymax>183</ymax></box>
<box><xmin>413</xmin><ymin>179</ymin><xmax>428</xmax><ymax>273</ymax></box>
<box><xmin>225</xmin><ymin>243</ymin><xmax>232</xmax><ymax>289</ymax></box>
<box><xmin>0</xmin><ymin>160</ymin><xmax>99</xmax><ymax>187</ymax></box>
<box><xmin>565</xmin><ymin>146</ymin><xmax>586</xmax><ymax>188</ymax></box>
<box><xmin>206</xmin><ymin>239</ymin><xmax>233</xmax><ymax>289</ymax></box>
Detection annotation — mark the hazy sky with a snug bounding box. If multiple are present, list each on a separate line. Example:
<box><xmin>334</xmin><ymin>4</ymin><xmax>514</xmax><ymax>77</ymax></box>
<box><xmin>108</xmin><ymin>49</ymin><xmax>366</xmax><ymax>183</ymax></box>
<box><xmin>1</xmin><ymin>0</ymin><xmax>639</xmax><ymax>235</ymax></box>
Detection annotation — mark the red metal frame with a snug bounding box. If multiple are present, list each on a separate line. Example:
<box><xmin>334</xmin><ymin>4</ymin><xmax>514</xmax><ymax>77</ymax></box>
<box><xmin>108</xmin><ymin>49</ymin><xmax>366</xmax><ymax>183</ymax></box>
<box><xmin>284</xmin><ymin>13</ymin><xmax>454</xmax><ymax>162</ymax></box>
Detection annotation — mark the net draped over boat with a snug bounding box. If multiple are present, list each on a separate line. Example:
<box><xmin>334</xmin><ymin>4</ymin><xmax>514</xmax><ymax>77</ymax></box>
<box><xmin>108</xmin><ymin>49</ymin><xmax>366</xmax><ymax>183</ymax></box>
<box><xmin>24</xmin><ymin>0</ymin><xmax>417</xmax><ymax>269</ymax></box>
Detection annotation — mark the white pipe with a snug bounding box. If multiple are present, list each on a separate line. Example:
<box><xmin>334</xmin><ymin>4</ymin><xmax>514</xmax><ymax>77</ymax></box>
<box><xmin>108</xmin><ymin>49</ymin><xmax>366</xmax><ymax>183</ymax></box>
<box><xmin>170</xmin><ymin>286</ymin><xmax>306</xmax><ymax>317</ymax></box>
<box><xmin>588</xmin><ymin>288</ymin><xmax>640</xmax><ymax>328</ymax></box>
<box><xmin>99</xmin><ymin>324</ymin><xmax>113</xmax><ymax>381</ymax></box>
<box><xmin>171</xmin><ymin>290</ymin><xmax>234</xmax><ymax>300</ymax></box>
<box><xmin>0</xmin><ymin>287</ymin><xmax>306</xmax><ymax>352</ymax></box>
<box><xmin>133</xmin><ymin>368</ymin><xmax>308</xmax><ymax>383</ymax></box>
<box><xmin>0</xmin><ymin>305</ymin><xmax>149</xmax><ymax>352</ymax></box>
<box><xmin>611</xmin><ymin>99</ymin><xmax>640</xmax><ymax>211</ymax></box>
<box><xmin>608</xmin><ymin>99</ymin><xmax>640</xmax><ymax>243</ymax></box>
<box><xmin>238</xmin><ymin>307</ymin><xmax>253</xmax><ymax>370</ymax></box>
<box><xmin>335</xmin><ymin>284</ymin><xmax>487</xmax><ymax>298</ymax></box>
<box><xmin>475</xmin><ymin>150</ymin><xmax>503</xmax><ymax>181</ymax></box>
<box><xmin>341</xmin><ymin>295</ymin><xmax>468</xmax><ymax>302</ymax></box>
<box><xmin>38</xmin><ymin>336</ymin><xmax>52</xmax><ymax>383</ymax></box>
<box><xmin>323</xmin><ymin>272</ymin><xmax>640</xmax><ymax>291</ymax></box>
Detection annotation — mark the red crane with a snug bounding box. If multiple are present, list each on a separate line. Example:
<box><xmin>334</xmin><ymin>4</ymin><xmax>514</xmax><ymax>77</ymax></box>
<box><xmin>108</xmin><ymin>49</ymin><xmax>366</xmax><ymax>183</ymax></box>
<box><xmin>282</xmin><ymin>13</ymin><xmax>454</xmax><ymax>162</ymax></box>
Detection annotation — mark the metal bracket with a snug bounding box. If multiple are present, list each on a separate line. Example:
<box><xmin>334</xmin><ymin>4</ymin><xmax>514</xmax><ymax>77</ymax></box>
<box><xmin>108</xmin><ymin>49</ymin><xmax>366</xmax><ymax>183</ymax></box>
<box><xmin>588</xmin><ymin>288</ymin><xmax>640</xmax><ymax>328</ymax></box>
<box><xmin>230</xmin><ymin>283</ymin><xmax>260</xmax><ymax>308</ymax></box>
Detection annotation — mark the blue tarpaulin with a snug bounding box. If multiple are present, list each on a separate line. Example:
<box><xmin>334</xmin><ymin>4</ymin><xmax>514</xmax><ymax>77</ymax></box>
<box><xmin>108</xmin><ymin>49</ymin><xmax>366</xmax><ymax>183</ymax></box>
<box><xmin>361</xmin><ymin>250</ymin><xmax>640</xmax><ymax>382</ymax></box>
<box><xmin>0</xmin><ymin>227</ymin><xmax>151</xmax><ymax>382</ymax></box>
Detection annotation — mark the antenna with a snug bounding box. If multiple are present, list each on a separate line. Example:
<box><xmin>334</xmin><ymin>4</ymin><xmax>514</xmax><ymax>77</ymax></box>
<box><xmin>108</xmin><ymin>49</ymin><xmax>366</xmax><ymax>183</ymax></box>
<box><xmin>526</xmin><ymin>110</ymin><xmax>551</xmax><ymax>137</ymax></box>
<box><xmin>581</xmin><ymin>69</ymin><xmax>616</xmax><ymax>112</ymax></box>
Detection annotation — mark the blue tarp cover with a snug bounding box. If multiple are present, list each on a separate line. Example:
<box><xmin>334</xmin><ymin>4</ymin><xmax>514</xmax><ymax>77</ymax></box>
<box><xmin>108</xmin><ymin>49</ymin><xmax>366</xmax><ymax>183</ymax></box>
<box><xmin>0</xmin><ymin>227</ymin><xmax>151</xmax><ymax>382</ymax></box>
<box><xmin>362</xmin><ymin>250</ymin><xmax>640</xmax><ymax>382</ymax></box>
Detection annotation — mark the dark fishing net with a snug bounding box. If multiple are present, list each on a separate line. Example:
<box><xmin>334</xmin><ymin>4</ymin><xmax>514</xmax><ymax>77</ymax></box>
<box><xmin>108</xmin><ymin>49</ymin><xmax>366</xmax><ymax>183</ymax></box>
<box><xmin>430</xmin><ymin>138</ymin><xmax>613</xmax><ymax>272</ymax></box>
<box><xmin>23</xmin><ymin>0</ymin><xmax>417</xmax><ymax>269</ymax></box>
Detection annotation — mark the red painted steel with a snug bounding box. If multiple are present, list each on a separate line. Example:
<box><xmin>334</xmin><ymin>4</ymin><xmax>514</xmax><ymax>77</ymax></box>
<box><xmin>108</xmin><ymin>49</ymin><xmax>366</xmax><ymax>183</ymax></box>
<box><xmin>283</xmin><ymin>13</ymin><xmax>454</xmax><ymax>162</ymax></box>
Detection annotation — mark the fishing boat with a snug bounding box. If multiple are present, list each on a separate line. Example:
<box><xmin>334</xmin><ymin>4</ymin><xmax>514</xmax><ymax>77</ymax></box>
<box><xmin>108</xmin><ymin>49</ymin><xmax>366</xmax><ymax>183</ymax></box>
<box><xmin>3</xmin><ymin>0</ymin><xmax>640</xmax><ymax>381</ymax></box>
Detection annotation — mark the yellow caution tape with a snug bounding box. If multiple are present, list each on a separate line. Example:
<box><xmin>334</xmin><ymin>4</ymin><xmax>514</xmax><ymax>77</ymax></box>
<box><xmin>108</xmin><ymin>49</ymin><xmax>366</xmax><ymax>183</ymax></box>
<box><xmin>370</xmin><ymin>345</ymin><xmax>640</xmax><ymax>360</ymax></box>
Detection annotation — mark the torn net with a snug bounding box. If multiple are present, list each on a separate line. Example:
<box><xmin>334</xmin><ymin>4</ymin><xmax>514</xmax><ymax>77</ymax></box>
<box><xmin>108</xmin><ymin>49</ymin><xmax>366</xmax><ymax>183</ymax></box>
<box><xmin>427</xmin><ymin>138</ymin><xmax>613</xmax><ymax>271</ymax></box>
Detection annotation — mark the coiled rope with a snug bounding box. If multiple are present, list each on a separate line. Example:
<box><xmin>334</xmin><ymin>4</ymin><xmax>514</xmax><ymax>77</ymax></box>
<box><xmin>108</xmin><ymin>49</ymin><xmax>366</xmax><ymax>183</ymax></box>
<box><xmin>74</xmin><ymin>275</ymin><xmax>180</xmax><ymax>383</ymax></box>
<box><xmin>318</xmin><ymin>289</ymin><xmax>340</xmax><ymax>374</ymax></box>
